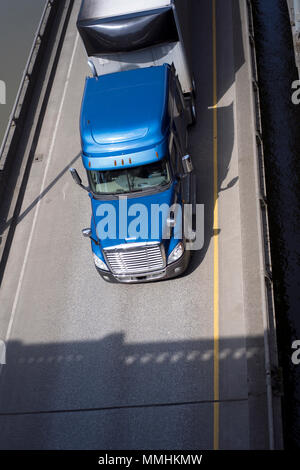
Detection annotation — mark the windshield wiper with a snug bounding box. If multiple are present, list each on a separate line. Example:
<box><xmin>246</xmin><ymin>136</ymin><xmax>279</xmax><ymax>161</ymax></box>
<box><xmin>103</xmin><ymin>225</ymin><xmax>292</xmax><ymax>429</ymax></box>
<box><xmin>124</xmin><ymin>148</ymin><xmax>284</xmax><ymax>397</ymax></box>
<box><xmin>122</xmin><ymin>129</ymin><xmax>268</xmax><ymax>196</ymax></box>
<box><xmin>126</xmin><ymin>171</ymin><xmax>133</xmax><ymax>193</ymax></box>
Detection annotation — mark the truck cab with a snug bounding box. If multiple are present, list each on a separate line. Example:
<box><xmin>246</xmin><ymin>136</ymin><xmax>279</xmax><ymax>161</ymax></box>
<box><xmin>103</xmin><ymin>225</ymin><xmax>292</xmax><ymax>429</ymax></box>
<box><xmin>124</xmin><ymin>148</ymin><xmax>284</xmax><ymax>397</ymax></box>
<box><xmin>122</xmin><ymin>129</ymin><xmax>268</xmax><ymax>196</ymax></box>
<box><xmin>71</xmin><ymin>64</ymin><xmax>196</xmax><ymax>282</ymax></box>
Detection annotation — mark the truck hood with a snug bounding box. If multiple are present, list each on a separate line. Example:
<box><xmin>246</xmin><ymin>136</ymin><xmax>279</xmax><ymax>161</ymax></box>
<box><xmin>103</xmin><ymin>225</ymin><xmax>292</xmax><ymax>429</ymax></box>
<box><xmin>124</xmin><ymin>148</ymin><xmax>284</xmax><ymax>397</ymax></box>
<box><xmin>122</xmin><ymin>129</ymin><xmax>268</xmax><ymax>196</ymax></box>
<box><xmin>91</xmin><ymin>185</ymin><xmax>176</xmax><ymax>250</ymax></box>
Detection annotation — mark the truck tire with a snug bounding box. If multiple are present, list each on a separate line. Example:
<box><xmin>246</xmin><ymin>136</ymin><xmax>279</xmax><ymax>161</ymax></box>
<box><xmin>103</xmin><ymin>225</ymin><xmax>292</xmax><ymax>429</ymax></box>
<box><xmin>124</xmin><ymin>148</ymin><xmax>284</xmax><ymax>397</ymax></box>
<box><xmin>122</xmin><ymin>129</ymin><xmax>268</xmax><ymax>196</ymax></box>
<box><xmin>190</xmin><ymin>96</ymin><xmax>197</xmax><ymax>126</ymax></box>
<box><xmin>185</xmin><ymin>94</ymin><xmax>196</xmax><ymax>127</ymax></box>
<box><xmin>192</xmin><ymin>77</ymin><xmax>196</xmax><ymax>99</ymax></box>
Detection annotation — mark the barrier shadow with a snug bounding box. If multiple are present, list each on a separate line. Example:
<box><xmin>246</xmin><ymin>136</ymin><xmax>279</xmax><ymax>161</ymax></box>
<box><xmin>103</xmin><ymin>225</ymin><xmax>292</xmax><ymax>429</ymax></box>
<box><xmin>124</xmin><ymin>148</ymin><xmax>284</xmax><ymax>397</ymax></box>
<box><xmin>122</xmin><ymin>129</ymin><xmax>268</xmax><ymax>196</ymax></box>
<box><xmin>0</xmin><ymin>333</ymin><xmax>267</xmax><ymax>449</ymax></box>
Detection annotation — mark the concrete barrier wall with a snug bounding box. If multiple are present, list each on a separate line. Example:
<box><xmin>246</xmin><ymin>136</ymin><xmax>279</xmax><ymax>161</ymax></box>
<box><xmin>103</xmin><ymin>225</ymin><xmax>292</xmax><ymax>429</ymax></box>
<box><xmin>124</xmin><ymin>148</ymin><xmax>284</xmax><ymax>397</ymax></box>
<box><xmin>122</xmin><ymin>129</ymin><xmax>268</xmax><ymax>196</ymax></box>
<box><xmin>287</xmin><ymin>0</ymin><xmax>300</xmax><ymax>78</ymax></box>
<box><xmin>0</xmin><ymin>1</ymin><xmax>60</xmax><ymax>203</ymax></box>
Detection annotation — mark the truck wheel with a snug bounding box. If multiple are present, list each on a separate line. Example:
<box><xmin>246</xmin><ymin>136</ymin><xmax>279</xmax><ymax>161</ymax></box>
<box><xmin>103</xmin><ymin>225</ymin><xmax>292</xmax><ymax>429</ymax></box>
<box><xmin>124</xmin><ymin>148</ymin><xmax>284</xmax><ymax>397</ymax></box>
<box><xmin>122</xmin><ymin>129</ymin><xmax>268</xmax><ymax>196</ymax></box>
<box><xmin>190</xmin><ymin>98</ymin><xmax>196</xmax><ymax>125</ymax></box>
<box><xmin>188</xmin><ymin>94</ymin><xmax>197</xmax><ymax>127</ymax></box>
<box><xmin>192</xmin><ymin>77</ymin><xmax>196</xmax><ymax>99</ymax></box>
<box><xmin>185</xmin><ymin>94</ymin><xmax>196</xmax><ymax>127</ymax></box>
<box><xmin>183</xmin><ymin>204</ymin><xmax>196</xmax><ymax>243</ymax></box>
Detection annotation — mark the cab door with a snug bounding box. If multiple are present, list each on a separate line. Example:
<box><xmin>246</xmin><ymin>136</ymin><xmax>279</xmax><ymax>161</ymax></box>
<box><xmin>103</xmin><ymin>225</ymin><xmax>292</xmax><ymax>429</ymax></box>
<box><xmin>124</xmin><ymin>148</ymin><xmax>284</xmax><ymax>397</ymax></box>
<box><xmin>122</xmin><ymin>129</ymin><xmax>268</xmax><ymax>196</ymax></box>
<box><xmin>173</xmin><ymin>74</ymin><xmax>189</xmax><ymax>153</ymax></box>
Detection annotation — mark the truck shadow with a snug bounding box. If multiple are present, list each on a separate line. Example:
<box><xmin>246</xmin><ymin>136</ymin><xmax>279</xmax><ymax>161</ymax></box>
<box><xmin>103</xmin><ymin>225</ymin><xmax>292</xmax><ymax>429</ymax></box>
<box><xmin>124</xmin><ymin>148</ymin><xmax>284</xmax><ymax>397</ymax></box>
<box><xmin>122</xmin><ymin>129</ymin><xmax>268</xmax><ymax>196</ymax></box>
<box><xmin>186</xmin><ymin>102</ymin><xmax>236</xmax><ymax>274</ymax></box>
<box><xmin>184</xmin><ymin>0</ymin><xmax>245</xmax><ymax>276</ymax></box>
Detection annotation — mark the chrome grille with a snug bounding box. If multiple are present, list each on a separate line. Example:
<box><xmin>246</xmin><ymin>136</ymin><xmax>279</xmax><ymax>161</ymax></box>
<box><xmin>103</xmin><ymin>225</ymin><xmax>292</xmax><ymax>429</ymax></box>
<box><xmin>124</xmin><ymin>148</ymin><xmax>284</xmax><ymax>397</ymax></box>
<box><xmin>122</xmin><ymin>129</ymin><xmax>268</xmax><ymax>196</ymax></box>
<box><xmin>104</xmin><ymin>243</ymin><xmax>165</xmax><ymax>275</ymax></box>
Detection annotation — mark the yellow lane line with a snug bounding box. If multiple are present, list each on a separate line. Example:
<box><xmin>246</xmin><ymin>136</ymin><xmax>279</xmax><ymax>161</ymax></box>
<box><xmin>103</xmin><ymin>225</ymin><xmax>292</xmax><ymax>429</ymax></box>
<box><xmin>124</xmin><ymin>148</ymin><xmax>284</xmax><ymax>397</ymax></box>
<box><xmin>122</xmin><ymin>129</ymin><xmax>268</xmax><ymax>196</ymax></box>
<box><xmin>212</xmin><ymin>0</ymin><xmax>219</xmax><ymax>451</ymax></box>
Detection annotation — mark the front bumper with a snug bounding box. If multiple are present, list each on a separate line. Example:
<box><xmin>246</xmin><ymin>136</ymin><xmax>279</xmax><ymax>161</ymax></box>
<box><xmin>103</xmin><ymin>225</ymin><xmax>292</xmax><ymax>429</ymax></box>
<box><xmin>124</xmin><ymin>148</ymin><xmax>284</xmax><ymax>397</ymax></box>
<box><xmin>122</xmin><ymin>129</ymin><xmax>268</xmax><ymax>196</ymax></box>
<box><xmin>96</xmin><ymin>250</ymin><xmax>190</xmax><ymax>283</ymax></box>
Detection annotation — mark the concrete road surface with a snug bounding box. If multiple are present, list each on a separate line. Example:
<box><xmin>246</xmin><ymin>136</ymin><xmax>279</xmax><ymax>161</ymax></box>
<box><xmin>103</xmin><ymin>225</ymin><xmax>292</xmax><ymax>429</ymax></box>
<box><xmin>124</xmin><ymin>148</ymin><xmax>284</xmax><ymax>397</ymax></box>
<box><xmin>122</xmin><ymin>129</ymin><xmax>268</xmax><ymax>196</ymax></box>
<box><xmin>0</xmin><ymin>0</ymin><xmax>278</xmax><ymax>449</ymax></box>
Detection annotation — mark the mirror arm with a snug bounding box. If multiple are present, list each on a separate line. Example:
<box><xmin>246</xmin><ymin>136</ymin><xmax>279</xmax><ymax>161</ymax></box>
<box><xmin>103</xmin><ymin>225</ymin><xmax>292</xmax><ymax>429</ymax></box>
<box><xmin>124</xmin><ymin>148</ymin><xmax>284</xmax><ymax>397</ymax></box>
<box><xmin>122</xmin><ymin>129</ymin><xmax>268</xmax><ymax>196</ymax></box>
<box><xmin>69</xmin><ymin>168</ymin><xmax>89</xmax><ymax>192</ymax></box>
<box><xmin>91</xmin><ymin>236</ymin><xmax>100</xmax><ymax>246</ymax></box>
<box><xmin>80</xmin><ymin>183</ymin><xmax>90</xmax><ymax>192</ymax></box>
<box><xmin>82</xmin><ymin>228</ymin><xmax>100</xmax><ymax>245</ymax></box>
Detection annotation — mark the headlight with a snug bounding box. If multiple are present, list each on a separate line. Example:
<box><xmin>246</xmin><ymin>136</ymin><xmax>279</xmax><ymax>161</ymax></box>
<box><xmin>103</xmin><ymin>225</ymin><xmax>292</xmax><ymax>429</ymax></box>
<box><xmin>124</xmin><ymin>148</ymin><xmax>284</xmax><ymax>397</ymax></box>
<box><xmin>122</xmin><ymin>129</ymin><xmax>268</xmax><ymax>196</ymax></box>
<box><xmin>167</xmin><ymin>242</ymin><xmax>184</xmax><ymax>264</ymax></box>
<box><xmin>93</xmin><ymin>254</ymin><xmax>109</xmax><ymax>271</ymax></box>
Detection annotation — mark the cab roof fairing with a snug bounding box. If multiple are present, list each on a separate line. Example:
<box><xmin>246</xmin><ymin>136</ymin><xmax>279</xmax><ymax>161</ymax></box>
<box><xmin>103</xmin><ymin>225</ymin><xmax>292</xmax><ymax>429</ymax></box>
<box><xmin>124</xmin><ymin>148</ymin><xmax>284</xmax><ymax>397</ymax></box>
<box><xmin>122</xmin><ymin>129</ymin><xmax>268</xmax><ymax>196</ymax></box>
<box><xmin>82</xmin><ymin>139</ymin><xmax>169</xmax><ymax>171</ymax></box>
<box><xmin>80</xmin><ymin>65</ymin><xmax>172</xmax><ymax>169</ymax></box>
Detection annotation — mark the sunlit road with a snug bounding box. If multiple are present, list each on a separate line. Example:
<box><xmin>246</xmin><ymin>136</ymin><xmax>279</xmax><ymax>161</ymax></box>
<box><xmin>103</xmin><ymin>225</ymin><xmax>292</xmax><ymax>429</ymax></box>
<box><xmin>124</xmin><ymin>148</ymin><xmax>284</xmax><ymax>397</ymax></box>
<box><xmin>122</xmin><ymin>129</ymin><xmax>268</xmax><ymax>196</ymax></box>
<box><xmin>0</xmin><ymin>0</ymin><xmax>274</xmax><ymax>449</ymax></box>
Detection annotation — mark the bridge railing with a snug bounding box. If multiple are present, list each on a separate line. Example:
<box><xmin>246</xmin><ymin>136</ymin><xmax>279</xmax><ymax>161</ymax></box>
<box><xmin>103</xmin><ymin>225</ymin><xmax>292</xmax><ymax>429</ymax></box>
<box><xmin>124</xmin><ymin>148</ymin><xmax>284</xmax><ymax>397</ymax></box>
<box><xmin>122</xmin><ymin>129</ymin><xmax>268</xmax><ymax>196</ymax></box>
<box><xmin>246</xmin><ymin>0</ymin><xmax>284</xmax><ymax>450</ymax></box>
<box><xmin>294</xmin><ymin>0</ymin><xmax>300</xmax><ymax>33</ymax></box>
<box><xmin>0</xmin><ymin>1</ymin><xmax>57</xmax><ymax>172</ymax></box>
<box><xmin>287</xmin><ymin>0</ymin><xmax>300</xmax><ymax>78</ymax></box>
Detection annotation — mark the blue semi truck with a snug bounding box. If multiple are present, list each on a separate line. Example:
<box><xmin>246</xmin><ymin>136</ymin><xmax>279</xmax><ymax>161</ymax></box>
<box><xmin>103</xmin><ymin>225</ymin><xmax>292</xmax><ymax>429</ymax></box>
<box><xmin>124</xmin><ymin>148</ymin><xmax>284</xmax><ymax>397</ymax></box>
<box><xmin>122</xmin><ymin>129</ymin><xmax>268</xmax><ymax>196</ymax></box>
<box><xmin>70</xmin><ymin>0</ymin><xmax>197</xmax><ymax>283</ymax></box>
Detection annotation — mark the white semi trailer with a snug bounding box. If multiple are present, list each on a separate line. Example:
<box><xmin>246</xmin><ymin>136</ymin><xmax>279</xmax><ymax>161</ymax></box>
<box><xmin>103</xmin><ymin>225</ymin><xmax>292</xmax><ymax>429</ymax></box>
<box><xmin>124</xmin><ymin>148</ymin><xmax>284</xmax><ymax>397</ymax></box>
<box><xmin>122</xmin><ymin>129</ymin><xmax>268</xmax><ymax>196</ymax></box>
<box><xmin>76</xmin><ymin>0</ymin><xmax>195</xmax><ymax>97</ymax></box>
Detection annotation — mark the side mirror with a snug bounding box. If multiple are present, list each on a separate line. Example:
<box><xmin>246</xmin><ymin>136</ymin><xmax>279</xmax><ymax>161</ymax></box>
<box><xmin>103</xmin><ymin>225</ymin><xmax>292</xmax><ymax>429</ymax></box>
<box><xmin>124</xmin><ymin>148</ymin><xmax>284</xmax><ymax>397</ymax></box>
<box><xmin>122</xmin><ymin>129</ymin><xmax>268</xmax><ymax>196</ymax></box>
<box><xmin>82</xmin><ymin>228</ymin><xmax>92</xmax><ymax>238</ymax></box>
<box><xmin>166</xmin><ymin>211</ymin><xmax>176</xmax><ymax>228</ymax></box>
<box><xmin>166</xmin><ymin>217</ymin><xmax>176</xmax><ymax>228</ymax></box>
<box><xmin>182</xmin><ymin>154</ymin><xmax>193</xmax><ymax>174</ymax></box>
<box><xmin>82</xmin><ymin>228</ymin><xmax>100</xmax><ymax>246</ymax></box>
<box><xmin>70</xmin><ymin>167</ymin><xmax>82</xmax><ymax>186</ymax></box>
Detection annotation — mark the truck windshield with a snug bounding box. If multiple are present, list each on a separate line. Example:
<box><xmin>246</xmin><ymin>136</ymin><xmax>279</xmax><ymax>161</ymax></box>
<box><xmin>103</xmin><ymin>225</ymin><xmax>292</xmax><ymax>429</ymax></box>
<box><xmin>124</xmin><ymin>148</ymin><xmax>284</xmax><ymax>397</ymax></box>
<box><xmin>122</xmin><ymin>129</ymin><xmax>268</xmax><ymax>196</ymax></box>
<box><xmin>88</xmin><ymin>158</ymin><xmax>171</xmax><ymax>195</ymax></box>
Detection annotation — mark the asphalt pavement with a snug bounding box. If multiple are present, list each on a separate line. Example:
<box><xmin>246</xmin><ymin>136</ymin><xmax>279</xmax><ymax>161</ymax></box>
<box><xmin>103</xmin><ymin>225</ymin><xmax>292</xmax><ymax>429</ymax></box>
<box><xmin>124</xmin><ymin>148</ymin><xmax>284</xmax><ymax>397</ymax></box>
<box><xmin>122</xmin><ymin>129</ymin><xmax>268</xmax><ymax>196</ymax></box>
<box><xmin>0</xmin><ymin>0</ymin><xmax>281</xmax><ymax>449</ymax></box>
